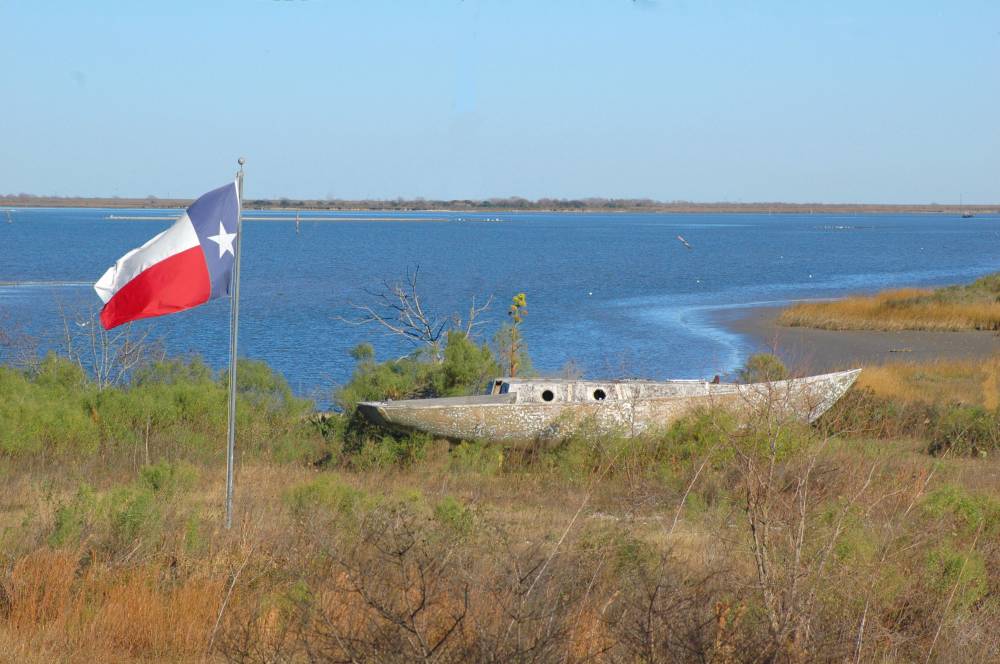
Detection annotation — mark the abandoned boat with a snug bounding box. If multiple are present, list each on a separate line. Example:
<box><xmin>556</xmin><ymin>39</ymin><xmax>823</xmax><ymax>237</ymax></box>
<box><xmin>357</xmin><ymin>369</ymin><xmax>861</xmax><ymax>443</ymax></box>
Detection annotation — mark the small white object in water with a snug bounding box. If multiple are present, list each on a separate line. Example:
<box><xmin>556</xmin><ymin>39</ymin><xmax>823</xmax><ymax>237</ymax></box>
<box><xmin>808</xmin><ymin>274</ymin><xmax>813</xmax><ymax>278</ymax></box>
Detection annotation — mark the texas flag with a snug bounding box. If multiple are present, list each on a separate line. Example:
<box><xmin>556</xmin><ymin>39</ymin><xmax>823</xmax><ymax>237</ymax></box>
<box><xmin>95</xmin><ymin>182</ymin><xmax>240</xmax><ymax>329</ymax></box>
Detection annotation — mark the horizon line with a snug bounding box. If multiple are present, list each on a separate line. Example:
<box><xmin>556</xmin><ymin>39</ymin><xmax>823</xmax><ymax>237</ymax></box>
<box><xmin>2</xmin><ymin>193</ymin><xmax>998</xmax><ymax>209</ymax></box>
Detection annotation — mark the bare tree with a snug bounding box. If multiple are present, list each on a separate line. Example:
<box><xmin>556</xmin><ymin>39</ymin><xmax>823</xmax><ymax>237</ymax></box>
<box><xmin>340</xmin><ymin>266</ymin><xmax>492</xmax><ymax>360</ymax></box>
<box><xmin>725</xmin><ymin>385</ymin><xmax>878</xmax><ymax>661</ymax></box>
<box><xmin>59</xmin><ymin>304</ymin><xmax>164</xmax><ymax>390</ymax></box>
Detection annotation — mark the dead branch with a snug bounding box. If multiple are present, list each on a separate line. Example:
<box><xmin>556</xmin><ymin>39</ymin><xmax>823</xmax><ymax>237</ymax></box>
<box><xmin>58</xmin><ymin>303</ymin><xmax>164</xmax><ymax>390</ymax></box>
<box><xmin>339</xmin><ymin>266</ymin><xmax>493</xmax><ymax>359</ymax></box>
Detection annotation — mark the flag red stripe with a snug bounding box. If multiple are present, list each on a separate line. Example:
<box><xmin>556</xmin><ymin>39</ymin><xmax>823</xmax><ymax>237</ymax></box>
<box><xmin>99</xmin><ymin>246</ymin><xmax>211</xmax><ymax>329</ymax></box>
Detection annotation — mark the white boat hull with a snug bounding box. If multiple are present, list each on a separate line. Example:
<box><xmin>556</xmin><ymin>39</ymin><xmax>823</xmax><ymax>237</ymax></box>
<box><xmin>358</xmin><ymin>369</ymin><xmax>861</xmax><ymax>443</ymax></box>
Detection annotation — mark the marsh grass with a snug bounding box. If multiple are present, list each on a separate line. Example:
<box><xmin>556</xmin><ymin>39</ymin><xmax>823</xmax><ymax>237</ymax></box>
<box><xmin>778</xmin><ymin>273</ymin><xmax>1000</xmax><ymax>330</ymax></box>
<box><xmin>857</xmin><ymin>356</ymin><xmax>1000</xmax><ymax>407</ymax></box>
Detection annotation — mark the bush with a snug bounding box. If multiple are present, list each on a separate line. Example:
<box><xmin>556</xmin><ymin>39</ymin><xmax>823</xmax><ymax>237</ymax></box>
<box><xmin>140</xmin><ymin>460</ymin><xmax>197</xmax><ymax>495</ymax></box>
<box><xmin>335</xmin><ymin>349</ymin><xmax>437</xmax><ymax>414</ymax></box>
<box><xmin>110</xmin><ymin>486</ymin><xmax>162</xmax><ymax>546</ymax></box>
<box><xmin>284</xmin><ymin>475</ymin><xmax>367</xmax><ymax>521</ymax></box>
<box><xmin>433</xmin><ymin>331</ymin><xmax>499</xmax><ymax>396</ymax></box>
<box><xmin>223</xmin><ymin>358</ymin><xmax>311</xmax><ymax>417</ymax></box>
<box><xmin>656</xmin><ymin>407</ymin><xmax>737</xmax><ymax>467</ymax></box>
<box><xmin>0</xmin><ymin>360</ymin><xmax>100</xmax><ymax>456</ymax></box>
<box><xmin>928</xmin><ymin>405</ymin><xmax>1000</xmax><ymax>457</ymax></box>
<box><xmin>925</xmin><ymin>545</ymin><xmax>989</xmax><ymax>610</ymax></box>
<box><xmin>49</xmin><ymin>483</ymin><xmax>99</xmax><ymax>547</ymax></box>
<box><xmin>0</xmin><ymin>355</ymin><xmax>323</xmax><ymax>463</ymax></box>
<box><xmin>815</xmin><ymin>386</ymin><xmax>938</xmax><ymax>441</ymax></box>
<box><xmin>352</xmin><ymin>433</ymin><xmax>431</xmax><ymax>469</ymax></box>
<box><xmin>739</xmin><ymin>353</ymin><xmax>788</xmax><ymax>383</ymax></box>
<box><xmin>433</xmin><ymin>495</ymin><xmax>475</xmax><ymax>536</ymax></box>
<box><xmin>923</xmin><ymin>484</ymin><xmax>1000</xmax><ymax>537</ymax></box>
<box><xmin>336</xmin><ymin>332</ymin><xmax>499</xmax><ymax>415</ymax></box>
<box><xmin>49</xmin><ymin>479</ymin><xmax>169</xmax><ymax>550</ymax></box>
<box><xmin>449</xmin><ymin>440</ymin><xmax>505</xmax><ymax>475</ymax></box>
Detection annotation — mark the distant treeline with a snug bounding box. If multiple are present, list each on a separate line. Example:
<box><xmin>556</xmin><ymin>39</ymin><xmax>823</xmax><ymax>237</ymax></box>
<box><xmin>3</xmin><ymin>192</ymin><xmax>999</xmax><ymax>214</ymax></box>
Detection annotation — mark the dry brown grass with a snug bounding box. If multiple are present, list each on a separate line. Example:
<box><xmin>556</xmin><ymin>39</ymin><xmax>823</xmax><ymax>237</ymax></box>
<box><xmin>1</xmin><ymin>380</ymin><xmax>1000</xmax><ymax>662</ymax></box>
<box><xmin>779</xmin><ymin>287</ymin><xmax>1000</xmax><ymax>331</ymax></box>
<box><xmin>857</xmin><ymin>356</ymin><xmax>1000</xmax><ymax>407</ymax></box>
<box><xmin>1</xmin><ymin>549</ymin><xmax>225</xmax><ymax>663</ymax></box>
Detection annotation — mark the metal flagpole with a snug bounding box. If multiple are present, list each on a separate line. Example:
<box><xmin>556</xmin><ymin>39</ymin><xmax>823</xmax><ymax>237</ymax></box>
<box><xmin>225</xmin><ymin>157</ymin><xmax>246</xmax><ymax>529</ymax></box>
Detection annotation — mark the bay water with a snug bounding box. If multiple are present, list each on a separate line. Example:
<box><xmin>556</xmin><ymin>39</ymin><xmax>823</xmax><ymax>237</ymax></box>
<box><xmin>2</xmin><ymin>208</ymin><xmax>997</xmax><ymax>406</ymax></box>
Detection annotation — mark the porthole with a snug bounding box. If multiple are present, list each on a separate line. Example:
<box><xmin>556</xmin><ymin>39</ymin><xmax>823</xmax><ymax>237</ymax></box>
<box><xmin>593</xmin><ymin>388</ymin><xmax>607</xmax><ymax>401</ymax></box>
<box><xmin>542</xmin><ymin>389</ymin><xmax>555</xmax><ymax>402</ymax></box>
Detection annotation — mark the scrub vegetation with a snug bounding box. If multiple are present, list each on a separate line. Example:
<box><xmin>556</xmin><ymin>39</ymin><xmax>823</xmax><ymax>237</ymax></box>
<box><xmin>778</xmin><ymin>273</ymin><xmax>1000</xmax><ymax>331</ymax></box>
<box><xmin>0</xmin><ymin>329</ymin><xmax>999</xmax><ymax>661</ymax></box>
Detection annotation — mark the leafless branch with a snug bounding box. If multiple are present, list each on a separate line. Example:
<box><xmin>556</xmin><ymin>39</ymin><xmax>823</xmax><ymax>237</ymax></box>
<box><xmin>338</xmin><ymin>265</ymin><xmax>493</xmax><ymax>359</ymax></box>
<box><xmin>58</xmin><ymin>304</ymin><xmax>164</xmax><ymax>390</ymax></box>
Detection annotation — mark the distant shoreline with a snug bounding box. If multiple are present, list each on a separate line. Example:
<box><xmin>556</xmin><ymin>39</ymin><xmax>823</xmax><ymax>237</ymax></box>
<box><xmin>3</xmin><ymin>196</ymin><xmax>999</xmax><ymax>215</ymax></box>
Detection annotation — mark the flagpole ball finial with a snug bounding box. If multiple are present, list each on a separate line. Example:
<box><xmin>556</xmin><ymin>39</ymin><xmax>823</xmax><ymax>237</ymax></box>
<box><xmin>237</xmin><ymin>157</ymin><xmax>246</xmax><ymax>167</ymax></box>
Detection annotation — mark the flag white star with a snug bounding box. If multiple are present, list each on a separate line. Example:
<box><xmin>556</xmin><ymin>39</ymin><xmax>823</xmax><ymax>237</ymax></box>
<box><xmin>207</xmin><ymin>221</ymin><xmax>237</xmax><ymax>258</ymax></box>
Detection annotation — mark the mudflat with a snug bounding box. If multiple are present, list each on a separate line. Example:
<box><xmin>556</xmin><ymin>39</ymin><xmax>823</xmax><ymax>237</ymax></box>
<box><xmin>724</xmin><ymin>305</ymin><xmax>999</xmax><ymax>373</ymax></box>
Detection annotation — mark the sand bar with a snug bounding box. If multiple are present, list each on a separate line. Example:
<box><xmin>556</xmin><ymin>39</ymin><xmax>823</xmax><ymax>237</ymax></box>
<box><xmin>721</xmin><ymin>305</ymin><xmax>999</xmax><ymax>372</ymax></box>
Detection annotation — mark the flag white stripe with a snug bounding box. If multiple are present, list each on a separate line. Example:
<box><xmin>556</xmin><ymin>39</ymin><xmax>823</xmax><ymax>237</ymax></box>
<box><xmin>94</xmin><ymin>213</ymin><xmax>201</xmax><ymax>303</ymax></box>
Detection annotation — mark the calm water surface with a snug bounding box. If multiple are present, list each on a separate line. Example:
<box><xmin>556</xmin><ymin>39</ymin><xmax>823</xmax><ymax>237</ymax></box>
<box><xmin>2</xmin><ymin>209</ymin><xmax>998</xmax><ymax>406</ymax></box>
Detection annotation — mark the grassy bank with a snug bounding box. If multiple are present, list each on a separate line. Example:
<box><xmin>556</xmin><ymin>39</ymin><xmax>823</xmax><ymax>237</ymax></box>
<box><xmin>0</xmin><ymin>350</ymin><xmax>999</xmax><ymax>661</ymax></box>
<box><xmin>858</xmin><ymin>356</ymin><xmax>1000</xmax><ymax>408</ymax></box>
<box><xmin>778</xmin><ymin>273</ymin><xmax>1000</xmax><ymax>331</ymax></box>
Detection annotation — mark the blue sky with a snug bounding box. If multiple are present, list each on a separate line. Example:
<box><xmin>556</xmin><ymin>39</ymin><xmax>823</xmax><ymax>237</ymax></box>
<box><xmin>2</xmin><ymin>1</ymin><xmax>998</xmax><ymax>203</ymax></box>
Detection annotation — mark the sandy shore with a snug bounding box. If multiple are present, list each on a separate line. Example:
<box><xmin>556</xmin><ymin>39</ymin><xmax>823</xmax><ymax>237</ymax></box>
<box><xmin>720</xmin><ymin>305</ymin><xmax>999</xmax><ymax>372</ymax></box>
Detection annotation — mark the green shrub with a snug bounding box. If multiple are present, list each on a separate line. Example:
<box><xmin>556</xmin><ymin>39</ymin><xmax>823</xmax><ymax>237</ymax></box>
<box><xmin>819</xmin><ymin>386</ymin><xmax>1000</xmax><ymax>458</ymax></box>
<box><xmin>925</xmin><ymin>545</ymin><xmax>988</xmax><ymax>610</ymax></box>
<box><xmin>0</xmin><ymin>354</ymin><xmax>321</xmax><ymax>462</ymax></box>
<box><xmin>140</xmin><ymin>460</ymin><xmax>197</xmax><ymax>495</ymax></box>
<box><xmin>49</xmin><ymin>481</ymin><xmax>166</xmax><ymax>549</ymax></box>
<box><xmin>49</xmin><ymin>483</ymin><xmax>99</xmax><ymax>547</ymax></box>
<box><xmin>538</xmin><ymin>431</ymin><xmax>601</xmax><ymax>479</ymax></box>
<box><xmin>433</xmin><ymin>495</ymin><xmax>475</xmax><ymax>536</ymax></box>
<box><xmin>336</xmin><ymin>332</ymin><xmax>500</xmax><ymax>415</ymax></box>
<box><xmin>335</xmin><ymin>350</ymin><xmax>437</xmax><ymax>414</ymax></box>
<box><xmin>110</xmin><ymin>486</ymin><xmax>162</xmax><ymax>545</ymax></box>
<box><xmin>353</xmin><ymin>433</ymin><xmax>431</xmax><ymax>469</ymax></box>
<box><xmin>739</xmin><ymin>353</ymin><xmax>788</xmax><ymax>383</ymax></box>
<box><xmin>224</xmin><ymin>358</ymin><xmax>311</xmax><ymax>417</ymax></box>
<box><xmin>432</xmin><ymin>331</ymin><xmax>499</xmax><ymax>397</ymax></box>
<box><xmin>134</xmin><ymin>355</ymin><xmax>215</xmax><ymax>386</ymax></box>
<box><xmin>928</xmin><ymin>405</ymin><xmax>1000</xmax><ymax>457</ymax></box>
<box><xmin>284</xmin><ymin>475</ymin><xmax>367</xmax><ymax>521</ymax></box>
<box><xmin>0</xmin><ymin>363</ymin><xmax>100</xmax><ymax>456</ymax></box>
<box><xmin>449</xmin><ymin>440</ymin><xmax>504</xmax><ymax>475</ymax></box>
<box><xmin>923</xmin><ymin>484</ymin><xmax>1000</xmax><ymax>537</ymax></box>
<box><xmin>33</xmin><ymin>353</ymin><xmax>87</xmax><ymax>390</ymax></box>
<box><xmin>656</xmin><ymin>407</ymin><xmax>737</xmax><ymax>467</ymax></box>
<box><xmin>184</xmin><ymin>511</ymin><xmax>208</xmax><ymax>556</ymax></box>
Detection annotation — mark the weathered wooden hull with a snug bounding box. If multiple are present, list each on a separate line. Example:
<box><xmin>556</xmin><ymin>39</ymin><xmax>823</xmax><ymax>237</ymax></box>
<box><xmin>358</xmin><ymin>369</ymin><xmax>860</xmax><ymax>443</ymax></box>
